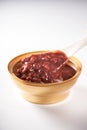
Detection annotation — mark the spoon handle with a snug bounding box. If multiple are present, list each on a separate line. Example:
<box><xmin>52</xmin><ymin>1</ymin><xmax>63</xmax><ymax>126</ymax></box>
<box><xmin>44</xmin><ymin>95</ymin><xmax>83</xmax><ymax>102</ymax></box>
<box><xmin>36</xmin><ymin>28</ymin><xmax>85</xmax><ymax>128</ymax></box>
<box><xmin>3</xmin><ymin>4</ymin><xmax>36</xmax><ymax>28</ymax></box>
<box><xmin>63</xmin><ymin>36</ymin><xmax>87</xmax><ymax>57</ymax></box>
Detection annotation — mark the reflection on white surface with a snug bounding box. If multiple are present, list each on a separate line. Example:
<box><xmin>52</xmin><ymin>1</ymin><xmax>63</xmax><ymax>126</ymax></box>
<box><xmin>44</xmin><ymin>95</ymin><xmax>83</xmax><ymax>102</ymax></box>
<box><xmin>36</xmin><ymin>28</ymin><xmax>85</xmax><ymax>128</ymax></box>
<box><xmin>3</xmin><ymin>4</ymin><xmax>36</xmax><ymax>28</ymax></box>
<box><xmin>0</xmin><ymin>1</ymin><xmax>87</xmax><ymax>130</ymax></box>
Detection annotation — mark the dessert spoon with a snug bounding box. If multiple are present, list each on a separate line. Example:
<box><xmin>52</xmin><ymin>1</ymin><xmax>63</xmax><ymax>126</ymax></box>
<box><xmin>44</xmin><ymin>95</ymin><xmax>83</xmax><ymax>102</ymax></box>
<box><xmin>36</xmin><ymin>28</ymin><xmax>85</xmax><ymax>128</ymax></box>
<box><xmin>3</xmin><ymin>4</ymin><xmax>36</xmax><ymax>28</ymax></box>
<box><xmin>56</xmin><ymin>36</ymin><xmax>87</xmax><ymax>70</ymax></box>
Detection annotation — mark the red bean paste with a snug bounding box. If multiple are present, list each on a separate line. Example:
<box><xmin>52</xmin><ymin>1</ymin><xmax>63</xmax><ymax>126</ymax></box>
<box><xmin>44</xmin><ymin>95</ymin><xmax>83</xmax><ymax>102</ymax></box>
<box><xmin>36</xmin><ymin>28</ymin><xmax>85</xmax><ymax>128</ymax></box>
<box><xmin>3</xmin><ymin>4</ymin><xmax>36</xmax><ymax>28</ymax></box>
<box><xmin>16</xmin><ymin>51</ymin><xmax>76</xmax><ymax>83</ymax></box>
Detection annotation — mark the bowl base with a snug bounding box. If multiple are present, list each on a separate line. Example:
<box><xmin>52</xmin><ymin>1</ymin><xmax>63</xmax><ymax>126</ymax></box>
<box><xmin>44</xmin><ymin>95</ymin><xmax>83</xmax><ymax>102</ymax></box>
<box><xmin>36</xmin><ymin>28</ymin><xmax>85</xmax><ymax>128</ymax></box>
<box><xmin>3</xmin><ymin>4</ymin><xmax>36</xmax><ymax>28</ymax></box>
<box><xmin>21</xmin><ymin>91</ymin><xmax>70</xmax><ymax>104</ymax></box>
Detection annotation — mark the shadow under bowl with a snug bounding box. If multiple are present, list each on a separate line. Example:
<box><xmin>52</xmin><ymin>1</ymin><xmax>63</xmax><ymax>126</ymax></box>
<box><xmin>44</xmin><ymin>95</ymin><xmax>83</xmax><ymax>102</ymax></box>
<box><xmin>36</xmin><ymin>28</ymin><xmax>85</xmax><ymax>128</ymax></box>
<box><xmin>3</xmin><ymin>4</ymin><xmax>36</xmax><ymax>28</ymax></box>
<box><xmin>8</xmin><ymin>51</ymin><xmax>82</xmax><ymax>104</ymax></box>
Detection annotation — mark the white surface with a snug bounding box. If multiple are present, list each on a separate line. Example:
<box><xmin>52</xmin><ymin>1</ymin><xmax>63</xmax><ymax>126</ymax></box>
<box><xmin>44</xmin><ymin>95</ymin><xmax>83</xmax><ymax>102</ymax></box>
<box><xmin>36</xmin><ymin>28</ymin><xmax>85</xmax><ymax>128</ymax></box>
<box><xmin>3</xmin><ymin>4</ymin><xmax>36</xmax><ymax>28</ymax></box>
<box><xmin>0</xmin><ymin>1</ymin><xmax>87</xmax><ymax>130</ymax></box>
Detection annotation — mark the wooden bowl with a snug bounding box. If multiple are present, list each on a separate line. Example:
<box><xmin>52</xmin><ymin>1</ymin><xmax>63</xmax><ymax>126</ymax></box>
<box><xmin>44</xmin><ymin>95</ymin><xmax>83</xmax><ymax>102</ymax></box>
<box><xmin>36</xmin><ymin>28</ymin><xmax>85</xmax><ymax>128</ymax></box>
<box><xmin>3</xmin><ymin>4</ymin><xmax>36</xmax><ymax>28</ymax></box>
<box><xmin>8</xmin><ymin>51</ymin><xmax>82</xmax><ymax>104</ymax></box>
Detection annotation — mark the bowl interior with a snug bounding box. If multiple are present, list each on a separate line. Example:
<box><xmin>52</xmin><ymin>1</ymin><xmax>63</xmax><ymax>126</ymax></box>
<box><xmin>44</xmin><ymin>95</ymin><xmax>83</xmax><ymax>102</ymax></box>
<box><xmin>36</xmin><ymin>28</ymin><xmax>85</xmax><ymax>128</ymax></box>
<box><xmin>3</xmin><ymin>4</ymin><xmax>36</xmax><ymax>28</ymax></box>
<box><xmin>8</xmin><ymin>51</ymin><xmax>82</xmax><ymax>87</ymax></box>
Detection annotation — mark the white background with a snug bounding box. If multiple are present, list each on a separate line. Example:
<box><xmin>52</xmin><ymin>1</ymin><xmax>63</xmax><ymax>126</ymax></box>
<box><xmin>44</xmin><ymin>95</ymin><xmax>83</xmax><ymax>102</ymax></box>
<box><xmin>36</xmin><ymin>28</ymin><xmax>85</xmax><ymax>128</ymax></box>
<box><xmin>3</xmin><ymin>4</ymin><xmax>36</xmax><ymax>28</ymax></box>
<box><xmin>0</xmin><ymin>0</ymin><xmax>87</xmax><ymax>130</ymax></box>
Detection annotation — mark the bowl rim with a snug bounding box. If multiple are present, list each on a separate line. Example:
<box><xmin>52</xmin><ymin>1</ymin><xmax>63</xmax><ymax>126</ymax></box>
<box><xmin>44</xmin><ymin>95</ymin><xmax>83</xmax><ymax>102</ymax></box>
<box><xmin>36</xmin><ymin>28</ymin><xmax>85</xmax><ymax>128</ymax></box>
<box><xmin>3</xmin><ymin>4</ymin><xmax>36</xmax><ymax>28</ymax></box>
<box><xmin>8</xmin><ymin>50</ymin><xmax>82</xmax><ymax>87</ymax></box>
